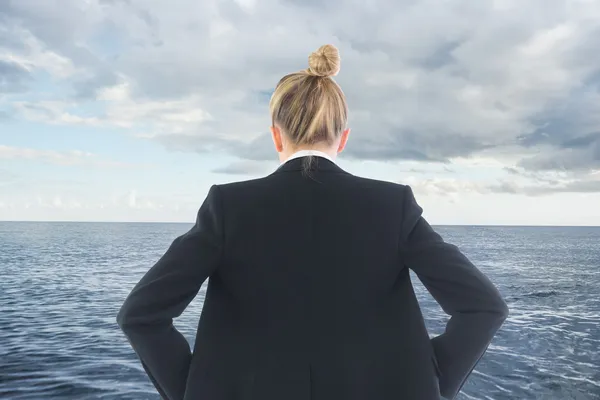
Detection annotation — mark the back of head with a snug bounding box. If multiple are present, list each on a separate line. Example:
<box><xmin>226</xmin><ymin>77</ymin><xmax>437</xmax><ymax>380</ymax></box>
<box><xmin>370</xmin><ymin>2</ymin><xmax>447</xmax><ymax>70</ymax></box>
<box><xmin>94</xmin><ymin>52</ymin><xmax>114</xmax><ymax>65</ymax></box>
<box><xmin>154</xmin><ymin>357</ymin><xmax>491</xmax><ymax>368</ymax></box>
<box><xmin>269</xmin><ymin>44</ymin><xmax>348</xmax><ymax>148</ymax></box>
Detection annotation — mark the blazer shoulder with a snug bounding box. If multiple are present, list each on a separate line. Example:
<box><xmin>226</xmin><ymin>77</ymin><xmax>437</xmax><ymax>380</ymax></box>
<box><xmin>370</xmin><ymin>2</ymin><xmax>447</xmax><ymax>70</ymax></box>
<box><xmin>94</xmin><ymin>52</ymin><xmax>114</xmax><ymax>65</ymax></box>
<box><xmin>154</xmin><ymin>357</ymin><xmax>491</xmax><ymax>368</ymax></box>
<box><xmin>212</xmin><ymin>176</ymin><xmax>275</xmax><ymax>203</ymax></box>
<box><xmin>345</xmin><ymin>177</ymin><xmax>422</xmax><ymax>230</ymax></box>
<box><xmin>216</xmin><ymin>176</ymin><xmax>272</xmax><ymax>192</ymax></box>
<box><xmin>349</xmin><ymin>174</ymin><xmax>409</xmax><ymax>193</ymax></box>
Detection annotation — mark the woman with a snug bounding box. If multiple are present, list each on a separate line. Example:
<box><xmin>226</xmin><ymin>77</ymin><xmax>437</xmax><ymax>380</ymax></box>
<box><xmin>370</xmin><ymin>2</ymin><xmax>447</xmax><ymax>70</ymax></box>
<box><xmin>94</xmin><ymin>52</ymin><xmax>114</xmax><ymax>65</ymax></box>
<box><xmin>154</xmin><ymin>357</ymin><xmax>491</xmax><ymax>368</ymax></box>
<box><xmin>117</xmin><ymin>44</ymin><xmax>509</xmax><ymax>400</ymax></box>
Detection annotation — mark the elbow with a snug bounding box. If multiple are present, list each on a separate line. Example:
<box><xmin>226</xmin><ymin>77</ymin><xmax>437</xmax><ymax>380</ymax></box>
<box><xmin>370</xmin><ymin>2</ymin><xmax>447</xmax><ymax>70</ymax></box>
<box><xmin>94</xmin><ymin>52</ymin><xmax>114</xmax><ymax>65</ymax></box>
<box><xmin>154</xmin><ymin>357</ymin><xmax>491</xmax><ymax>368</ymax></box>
<box><xmin>480</xmin><ymin>293</ymin><xmax>509</xmax><ymax>328</ymax></box>
<box><xmin>495</xmin><ymin>287</ymin><xmax>510</xmax><ymax>319</ymax></box>
<box><xmin>499</xmin><ymin>299</ymin><xmax>509</xmax><ymax>320</ymax></box>
<box><xmin>501</xmin><ymin>298</ymin><xmax>509</xmax><ymax>317</ymax></box>
<box><xmin>116</xmin><ymin>303</ymin><xmax>134</xmax><ymax>329</ymax></box>
<box><xmin>116</xmin><ymin>308</ymin><xmax>126</xmax><ymax>328</ymax></box>
<box><xmin>116</xmin><ymin>301</ymin><xmax>165</xmax><ymax>330</ymax></box>
<box><xmin>491</xmin><ymin>298</ymin><xmax>509</xmax><ymax>327</ymax></box>
<box><xmin>489</xmin><ymin>286</ymin><xmax>509</xmax><ymax>321</ymax></box>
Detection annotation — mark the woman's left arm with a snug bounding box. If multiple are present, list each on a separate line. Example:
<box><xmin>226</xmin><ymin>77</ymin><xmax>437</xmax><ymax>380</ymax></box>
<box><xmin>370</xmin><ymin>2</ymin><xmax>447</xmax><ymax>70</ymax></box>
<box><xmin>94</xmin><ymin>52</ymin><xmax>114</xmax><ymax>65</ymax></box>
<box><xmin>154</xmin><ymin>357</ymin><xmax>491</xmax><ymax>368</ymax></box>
<box><xmin>117</xmin><ymin>185</ymin><xmax>224</xmax><ymax>400</ymax></box>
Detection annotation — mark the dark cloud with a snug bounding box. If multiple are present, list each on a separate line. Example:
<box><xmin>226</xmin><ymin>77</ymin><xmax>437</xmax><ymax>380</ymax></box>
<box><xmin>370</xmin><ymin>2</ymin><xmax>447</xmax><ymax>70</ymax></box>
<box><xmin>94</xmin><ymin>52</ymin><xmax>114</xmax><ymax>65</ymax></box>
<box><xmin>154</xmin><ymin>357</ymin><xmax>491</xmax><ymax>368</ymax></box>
<box><xmin>519</xmin><ymin>95</ymin><xmax>598</xmax><ymax>149</ymax></box>
<box><xmin>562</xmin><ymin>131</ymin><xmax>600</xmax><ymax>149</ymax></box>
<box><xmin>418</xmin><ymin>40</ymin><xmax>462</xmax><ymax>70</ymax></box>
<box><xmin>344</xmin><ymin>129</ymin><xmax>491</xmax><ymax>162</ymax></box>
<box><xmin>517</xmin><ymin>129</ymin><xmax>600</xmax><ymax>172</ymax></box>
<box><xmin>514</xmin><ymin>79</ymin><xmax>600</xmax><ymax>171</ymax></box>
<box><xmin>346</xmin><ymin>140</ymin><xmax>440</xmax><ymax>162</ymax></box>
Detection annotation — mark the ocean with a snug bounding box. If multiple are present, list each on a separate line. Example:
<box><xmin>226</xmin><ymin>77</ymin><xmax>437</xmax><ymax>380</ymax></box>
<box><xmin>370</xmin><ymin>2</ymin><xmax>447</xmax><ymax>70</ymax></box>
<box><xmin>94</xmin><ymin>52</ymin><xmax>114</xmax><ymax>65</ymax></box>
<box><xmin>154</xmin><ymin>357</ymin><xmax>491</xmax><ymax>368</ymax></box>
<box><xmin>0</xmin><ymin>222</ymin><xmax>598</xmax><ymax>400</ymax></box>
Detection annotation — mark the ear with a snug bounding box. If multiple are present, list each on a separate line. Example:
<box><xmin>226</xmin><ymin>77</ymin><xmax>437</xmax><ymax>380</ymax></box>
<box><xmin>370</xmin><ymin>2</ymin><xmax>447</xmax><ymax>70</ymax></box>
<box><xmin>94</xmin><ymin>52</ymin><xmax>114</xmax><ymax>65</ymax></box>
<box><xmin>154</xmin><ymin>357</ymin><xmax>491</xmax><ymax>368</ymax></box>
<box><xmin>337</xmin><ymin>128</ymin><xmax>351</xmax><ymax>153</ymax></box>
<box><xmin>270</xmin><ymin>125</ymin><xmax>284</xmax><ymax>153</ymax></box>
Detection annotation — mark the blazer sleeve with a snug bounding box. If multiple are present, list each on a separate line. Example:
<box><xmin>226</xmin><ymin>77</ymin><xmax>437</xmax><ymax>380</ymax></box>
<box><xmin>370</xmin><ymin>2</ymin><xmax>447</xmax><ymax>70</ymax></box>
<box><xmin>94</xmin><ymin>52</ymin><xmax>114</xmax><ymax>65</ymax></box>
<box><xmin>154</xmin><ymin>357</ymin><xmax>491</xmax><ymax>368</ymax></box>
<box><xmin>116</xmin><ymin>185</ymin><xmax>224</xmax><ymax>400</ymax></box>
<box><xmin>399</xmin><ymin>185</ymin><xmax>509</xmax><ymax>400</ymax></box>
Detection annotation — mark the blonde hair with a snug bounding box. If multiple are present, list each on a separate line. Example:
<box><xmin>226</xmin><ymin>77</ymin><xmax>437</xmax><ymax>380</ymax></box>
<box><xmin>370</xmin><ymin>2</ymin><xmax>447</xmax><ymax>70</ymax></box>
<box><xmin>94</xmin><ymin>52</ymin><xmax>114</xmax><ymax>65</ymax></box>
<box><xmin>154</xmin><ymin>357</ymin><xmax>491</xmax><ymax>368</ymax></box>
<box><xmin>269</xmin><ymin>44</ymin><xmax>348</xmax><ymax>149</ymax></box>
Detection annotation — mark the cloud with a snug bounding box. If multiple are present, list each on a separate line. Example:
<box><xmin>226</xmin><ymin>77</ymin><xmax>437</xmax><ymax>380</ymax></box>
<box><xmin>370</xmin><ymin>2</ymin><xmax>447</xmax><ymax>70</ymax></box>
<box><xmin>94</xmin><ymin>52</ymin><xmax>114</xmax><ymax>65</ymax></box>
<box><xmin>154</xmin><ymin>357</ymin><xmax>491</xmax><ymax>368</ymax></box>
<box><xmin>12</xmin><ymin>100</ymin><xmax>103</xmax><ymax>126</ymax></box>
<box><xmin>10</xmin><ymin>82</ymin><xmax>213</xmax><ymax>133</ymax></box>
<box><xmin>0</xmin><ymin>60</ymin><xmax>31</xmax><ymax>93</ymax></box>
<box><xmin>2</xmin><ymin>0</ymin><xmax>600</xmax><ymax>181</ymax></box>
<box><xmin>407</xmin><ymin>171</ymin><xmax>600</xmax><ymax>197</ymax></box>
<box><xmin>0</xmin><ymin>145</ymin><xmax>150</xmax><ymax>169</ymax></box>
<box><xmin>488</xmin><ymin>178</ymin><xmax>600</xmax><ymax>196</ymax></box>
<box><xmin>211</xmin><ymin>160</ymin><xmax>276</xmax><ymax>175</ymax></box>
<box><xmin>0</xmin><ymin>168</ymin><xmax>19</xmax><ymax>185</ymax></box>
<box><xmin>0</xmin><ymin>21</ymin><xmax>78</xmax><ymax>81</ymax></box>
<box><xmin>516</xmin><ymin>87</ymin><xmax>600</xmax><ymax>171</ymax></box>
<box><xmin>517</xmin><ymin>142</ymin><xmax>600</xmax><ymax>172</ymax></box>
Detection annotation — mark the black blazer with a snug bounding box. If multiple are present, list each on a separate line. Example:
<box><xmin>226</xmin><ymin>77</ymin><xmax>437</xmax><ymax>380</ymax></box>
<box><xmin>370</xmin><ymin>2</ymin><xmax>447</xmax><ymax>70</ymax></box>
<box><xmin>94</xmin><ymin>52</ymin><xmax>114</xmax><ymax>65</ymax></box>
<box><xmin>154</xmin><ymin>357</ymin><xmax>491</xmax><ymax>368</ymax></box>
<box><xmin>117</xmin><ymin>156</ymin><xmax>509</xmax><ymax>400</ymax></box>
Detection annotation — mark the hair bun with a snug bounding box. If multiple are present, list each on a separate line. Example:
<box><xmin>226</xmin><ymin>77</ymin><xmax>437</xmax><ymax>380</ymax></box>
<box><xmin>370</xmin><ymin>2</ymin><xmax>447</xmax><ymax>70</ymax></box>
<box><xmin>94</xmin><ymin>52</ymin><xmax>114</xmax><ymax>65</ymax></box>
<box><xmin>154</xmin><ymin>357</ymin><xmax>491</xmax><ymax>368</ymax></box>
<box><xmin>307</xmin><ymin>44</ymin><xmax>340</xmax><ymax>77</ymax></box>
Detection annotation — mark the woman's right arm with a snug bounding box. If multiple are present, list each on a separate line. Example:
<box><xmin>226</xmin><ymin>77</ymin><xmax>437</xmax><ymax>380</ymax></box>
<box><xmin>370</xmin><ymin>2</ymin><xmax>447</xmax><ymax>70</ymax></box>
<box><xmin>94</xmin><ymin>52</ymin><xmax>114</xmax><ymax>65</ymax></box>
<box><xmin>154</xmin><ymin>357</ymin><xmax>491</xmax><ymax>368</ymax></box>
<box><xmin>399</xmin><ymin>185</ymin><xmax>509</xmax><ymax>400</ymax></box>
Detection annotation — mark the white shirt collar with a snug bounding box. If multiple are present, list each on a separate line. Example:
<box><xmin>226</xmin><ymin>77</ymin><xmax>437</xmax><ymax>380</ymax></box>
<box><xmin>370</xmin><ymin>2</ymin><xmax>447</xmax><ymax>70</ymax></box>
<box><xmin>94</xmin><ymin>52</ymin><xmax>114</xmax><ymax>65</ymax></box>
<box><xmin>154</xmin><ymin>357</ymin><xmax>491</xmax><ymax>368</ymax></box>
<box><xmin>281</xmin><ymin>149</ymin><xmax>336</xmax><ymax>165</ymax></box>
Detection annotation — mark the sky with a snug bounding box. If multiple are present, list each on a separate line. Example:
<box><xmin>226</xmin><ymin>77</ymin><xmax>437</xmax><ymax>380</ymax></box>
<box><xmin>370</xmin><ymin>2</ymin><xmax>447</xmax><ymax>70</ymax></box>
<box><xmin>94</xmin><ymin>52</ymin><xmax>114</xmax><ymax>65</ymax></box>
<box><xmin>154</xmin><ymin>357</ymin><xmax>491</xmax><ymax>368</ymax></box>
<box><xmin>1</xmin><ymin>0</ymin><xmax>600</xmax><ymax>225</ymax></box>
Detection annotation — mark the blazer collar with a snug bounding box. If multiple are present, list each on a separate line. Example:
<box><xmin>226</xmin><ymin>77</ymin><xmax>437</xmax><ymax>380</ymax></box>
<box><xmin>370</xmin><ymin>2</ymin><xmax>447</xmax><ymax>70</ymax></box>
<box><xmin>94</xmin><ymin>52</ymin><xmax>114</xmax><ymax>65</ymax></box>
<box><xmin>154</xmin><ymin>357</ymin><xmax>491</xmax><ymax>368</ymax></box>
<box><xmin>281</xmin><ymin>149</ymin><xmax>336</xmax><ymax>165</ymax></box>
<box><xmin>272</xmin><ymin>156</ymin><xmax>349</xmax><ymax>174</ymax></box>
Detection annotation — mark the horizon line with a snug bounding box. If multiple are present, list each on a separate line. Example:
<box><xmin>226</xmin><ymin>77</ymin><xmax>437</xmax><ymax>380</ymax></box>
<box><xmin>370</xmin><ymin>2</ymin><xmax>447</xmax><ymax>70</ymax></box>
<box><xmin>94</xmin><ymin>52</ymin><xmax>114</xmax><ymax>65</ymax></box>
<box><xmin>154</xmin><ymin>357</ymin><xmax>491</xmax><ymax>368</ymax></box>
<box><xmin>0</xmin><ymin>220</ymin><xmax>598</xmax><ymax>228</ymax></box>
